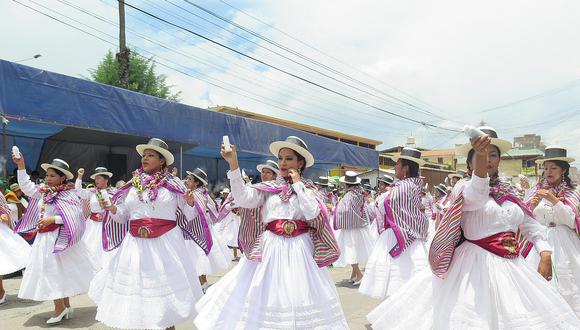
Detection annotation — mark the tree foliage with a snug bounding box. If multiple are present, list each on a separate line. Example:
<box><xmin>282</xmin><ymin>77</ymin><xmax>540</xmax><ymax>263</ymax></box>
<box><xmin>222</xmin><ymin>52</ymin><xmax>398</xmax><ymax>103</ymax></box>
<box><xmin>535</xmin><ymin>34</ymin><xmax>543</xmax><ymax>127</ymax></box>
<box><xmin>89</xmin><ymin>50</ymin><xmax>181</xmax><ymax>101</ymax></box>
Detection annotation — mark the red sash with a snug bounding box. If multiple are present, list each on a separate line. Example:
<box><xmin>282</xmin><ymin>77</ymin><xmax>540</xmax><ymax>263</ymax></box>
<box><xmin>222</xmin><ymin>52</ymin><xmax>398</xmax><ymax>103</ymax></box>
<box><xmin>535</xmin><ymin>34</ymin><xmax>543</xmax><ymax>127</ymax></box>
<box><xmin>37</xmin><ymin>223</ymin><xmax>60</xmax><ymax>233</ymax></box>
<box><xmin>129</xmin><ymin>218</ymin><xmax>176</xmax><ymax>238</ymax></box>
<box><xmin>468</xmin><ymin>232</ymin><xmax>519</xmax><ymax>259</ymax></box>
<box><xmin>266</xmin><ymin>219</ymin><xmax>309</xmax><ymax>238</ymax></box>
<box><xmin>90</xmin><ymin>212</ymin><xmax>103</xmax><ymax>222</ymax></box>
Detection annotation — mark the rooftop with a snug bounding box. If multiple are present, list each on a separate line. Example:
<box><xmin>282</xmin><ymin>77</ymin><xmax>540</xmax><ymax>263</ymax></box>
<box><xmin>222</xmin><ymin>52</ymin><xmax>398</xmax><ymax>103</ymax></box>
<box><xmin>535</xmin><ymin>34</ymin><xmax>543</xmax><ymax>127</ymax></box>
<box><xmin>210</xmin><ymin>106</ymin><xmax>382</xmax><ymax>149</ymax></box>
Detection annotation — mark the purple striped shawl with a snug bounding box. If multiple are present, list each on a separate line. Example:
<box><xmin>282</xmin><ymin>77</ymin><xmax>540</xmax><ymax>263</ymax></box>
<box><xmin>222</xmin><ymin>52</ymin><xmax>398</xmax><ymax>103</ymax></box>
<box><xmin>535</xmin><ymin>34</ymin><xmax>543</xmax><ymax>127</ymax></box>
<box><xmin>384</xmin><ymin>177</ymin><xmax>428</xmax><ymax>258</ymax></box>
<box><xmin>318</xmin><ymin>187</ymin><xmax>337</xmax><ymax>207</ymax></box>
<box><xmin>101</xmin><ymin>172</ymin><xmax>212</xmax><ymax>254</ymax></box>
<box><xmin>237</xmin><ymin>177</ymin><xmax>340</xmax><ymax>267</ymax></box>
<box><xmin>333</xmin><ymin>186</ymin><xmax>369</xmax><ymax>230</ymax></box>
<box><xmin>429</xmin><ymin>178</ymin><xmax>536</xmax><ymax>278</ymax></box>
<box><xmin>14</xmin><ymin>189</ymin><xmax>85</xmax><ymax>253</ymax></box>
<box><xmin>194</xmin><ymin>187</ymin><xmax>220</xmax><ymax>224</ymax></box>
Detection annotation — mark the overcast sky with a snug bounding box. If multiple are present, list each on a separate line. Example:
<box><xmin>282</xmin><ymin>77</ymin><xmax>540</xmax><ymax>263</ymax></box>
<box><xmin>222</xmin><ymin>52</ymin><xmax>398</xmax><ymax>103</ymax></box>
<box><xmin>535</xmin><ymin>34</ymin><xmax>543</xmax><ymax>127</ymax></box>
<box><xmin>2</xmin><ymin>0</ymin><xmax>580</xmax><ymax>165</ymax></box>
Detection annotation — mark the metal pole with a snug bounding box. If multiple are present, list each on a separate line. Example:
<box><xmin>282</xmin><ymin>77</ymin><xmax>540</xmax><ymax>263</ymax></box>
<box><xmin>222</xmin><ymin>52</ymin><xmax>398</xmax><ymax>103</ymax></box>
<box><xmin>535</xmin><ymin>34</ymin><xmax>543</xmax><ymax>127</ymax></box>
<box><xmin>2</xmin><ymin>117</ymin><xmax>6</xmax><ymax>179</ymax></box>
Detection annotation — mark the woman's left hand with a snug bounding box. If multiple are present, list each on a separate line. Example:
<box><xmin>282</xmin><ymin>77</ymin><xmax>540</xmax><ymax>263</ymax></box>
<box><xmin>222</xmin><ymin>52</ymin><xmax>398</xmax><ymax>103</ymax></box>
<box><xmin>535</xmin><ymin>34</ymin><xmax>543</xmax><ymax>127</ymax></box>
<box><xmin>538</xmin><ymin>251</ymin><xmax>553</xmax><ymax>281</ymax></box>
<box><xmin>288</xmin><ymin>169</ymin><xmax>301</xmax><ymax>184</ymax></box>
<box><xmin>38</xmin><ymin>216</ymin><xmax>55</xmax><ymax>229</ymax></box>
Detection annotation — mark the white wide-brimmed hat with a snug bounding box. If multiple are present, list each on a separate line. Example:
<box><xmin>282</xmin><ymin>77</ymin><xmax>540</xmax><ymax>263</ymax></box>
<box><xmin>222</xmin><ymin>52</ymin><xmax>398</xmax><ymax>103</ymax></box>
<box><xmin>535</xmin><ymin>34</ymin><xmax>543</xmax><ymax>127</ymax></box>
<box><xmin>535</xmin><ymin>146</ymin><xmax>575</xmax><ymax>164</ymax></box>
<box><xmin>377</xmin><ymin>174</ymin><xmax>394</xmax><ymax>185</ymax></box>
<box><xmin>389</xmin><ymin>147</ymin><xmax>426</xmax><ymax>166</ymax></box>
<box><xmin>455</xmin><ymin>126</ymin><xmax>512</xmax><ymax>156</ymax></box>
<box><xmin>315</xmin><ymin>176</ymin><xmax>331</xmax><ymax>186</ymax></box>
<box><xmin>435</xmin><ymin>183</ymin><xmax>448</xmax><ymax>195</ymax></box>
<box><xmin>269</xmin><ymin>136</ymin><xmax>314</xmax><ymax>168</ymax></box>
<box><xmin>186</xmin><ymin>168</ymin><xmax>208</xmax><ymax>186</ymax></box>
<box><xmin>220</xmin><ymin>187</ymin><xmax>230</xmax><ymax>194</ymax></box>
<box><xmin>339</xmin><ymin>170</ymin><xmax>361</xmax><ymax>185</ymax></box>
<box><xmin>256</xmin><ymin>159</ymin><xmax>280</xmax><ymax>175</ymax></box>
<box><xmin>90</xmin><ymin>167</ymin><xmax>113</xmax><ymax>180</ymax></box>
<box><xmin>41</xmin><ymin>158</ymin><xmax>74</xmax><ymax>180</ymax></box>
<box><xmin>136</xmin><ymin>138</ymin><xmax>175</xmax><ymax>166</ymax></box>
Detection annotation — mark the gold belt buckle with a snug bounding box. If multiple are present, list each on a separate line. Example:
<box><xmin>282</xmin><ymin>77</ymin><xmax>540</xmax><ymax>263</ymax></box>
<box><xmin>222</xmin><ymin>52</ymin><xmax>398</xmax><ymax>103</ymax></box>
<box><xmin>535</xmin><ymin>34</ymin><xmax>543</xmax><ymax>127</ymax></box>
<box><xmin>138</xmin><ymin>226</ymin><xmax>150</xmax><ymax>238</ymax></box>
<box><xmin>282</xmin><ymin>220</ymin><xmax>296</xmax><ymax>236</ymax></box>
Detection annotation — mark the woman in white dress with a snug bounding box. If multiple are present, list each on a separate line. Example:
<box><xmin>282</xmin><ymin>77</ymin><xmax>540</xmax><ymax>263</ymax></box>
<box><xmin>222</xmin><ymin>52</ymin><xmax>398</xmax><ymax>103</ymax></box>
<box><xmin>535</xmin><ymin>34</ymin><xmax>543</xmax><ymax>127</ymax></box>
<box><xmin>368</xmin><ymin>127</ymin><xmax>580</xmax><ymax>329</ymax></box>
<box><xmin>526</xmin><ymin>146</ymin><xmax>580</xmax><ymax>317</ymax></box>
<box><xmin>88</xmin><ymin>138</ymin><xmax>212</xmax><ymax>330</ymax></box>
<box><xmin>359</xmin><ymin>147</ymin><xmax>429</xmax><ymax>299</ymax></box>
<box><xmin>183</xmin><ymin>167</ymin><xmax>231</xmax><ymax>292</ymax></box>
<box><xmin>332</xmin><ymin>171</ymin><xmax>374</xmax><ymax>285</ymax></box>
<box><xmin>194</xmin><ymin>135</ymin><xmax>347</xmax><ymax>330</ymax></box>
<box><xmin>13</xmin><ymin>156</ymin><xmax>97</xmax><ymax>325</ymax></box>
<box><xmin>75</xmin><ymin>166</ymin><xmax>115</xmax><ymax>268</ymax></box>
<box><xmin>0</xmin><ymin>193</ymin><xmax>31</xmax><ymax>305</ymax></box>
<box><xmin>218</xmin><ymin>187</ymin><xmax>242</xmax><ymax>261</ymax></box>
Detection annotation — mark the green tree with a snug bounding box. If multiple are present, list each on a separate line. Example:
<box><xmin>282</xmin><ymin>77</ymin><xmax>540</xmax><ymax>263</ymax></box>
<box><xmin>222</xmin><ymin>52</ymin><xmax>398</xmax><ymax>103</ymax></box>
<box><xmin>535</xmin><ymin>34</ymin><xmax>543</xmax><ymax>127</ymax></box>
<box><xmin>89</xmin><ymin>50</ymin><xmax>181</xmax><ymax>101</ymax></box>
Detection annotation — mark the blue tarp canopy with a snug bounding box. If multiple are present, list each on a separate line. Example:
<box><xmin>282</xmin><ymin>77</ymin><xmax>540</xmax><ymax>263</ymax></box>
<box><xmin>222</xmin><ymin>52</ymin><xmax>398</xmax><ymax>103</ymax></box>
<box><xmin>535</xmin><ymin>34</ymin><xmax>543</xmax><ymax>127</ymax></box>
<box><xmin>0</xmin><ymin>59</ymin><xmax>377</xmax><ymax>183</ymax></box>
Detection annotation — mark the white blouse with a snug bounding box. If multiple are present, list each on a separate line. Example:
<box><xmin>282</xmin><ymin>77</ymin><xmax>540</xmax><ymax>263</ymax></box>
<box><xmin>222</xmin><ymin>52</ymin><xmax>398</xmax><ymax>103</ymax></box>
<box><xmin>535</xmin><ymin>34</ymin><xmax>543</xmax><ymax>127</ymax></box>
<box><xmin>227</xmin><ymin>168</ymin><xmax>320</xmax><ymax>223</ymax></box>
<box><xmin>533</xmin><ymin>198</ymin><xmax>576</xmax><ymax>230</ymax></box>
<box><xmin>455</xmin><ymin>175</ymin><xmax>551</xmax><ymax>253</ymax></box>
<box><xmin>111</xmin><ymin>185</ymin><xmax>198</xmax><ymax>224</ymax></box>
<box><xmin>75</xmin><ymin>179</ymin><xmax>104</xmax><ymax>213</ymax></box>
<box><xmin>17</xmin><ymin>170</ymin><xmax>61</xmax><ymax>223</ymax></box>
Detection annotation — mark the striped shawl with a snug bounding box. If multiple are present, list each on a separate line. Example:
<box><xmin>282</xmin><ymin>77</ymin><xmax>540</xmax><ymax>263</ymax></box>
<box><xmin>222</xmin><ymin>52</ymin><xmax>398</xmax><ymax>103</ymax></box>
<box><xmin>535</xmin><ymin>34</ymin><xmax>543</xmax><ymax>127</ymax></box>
<box><xmin>429</xmin><ymin>177</ymin><xmax>536</xmax><ymax>278</ymax></box>
<box><xmin>333</xmin><ymin>186</ymin><xmax>369</xmax><ymax>230</ymax></box>
<box><xmin>237</xmin><ymin>177</ymin><xmax>340</xmax><ymax>267</ymax></box>
<box><xmin>14</xmin><ymin>189</ymin><xmax>85</xmax><ymax>253</ymax></box>
<box><xmin>102</xmin><ymin>172</ymin><xmax>212</xmax><ymax>254</ymax></box>
<box><xmin>384</xmin><ymin>177</ymin><xmax>428</xmax><ymax>257</ymax></box>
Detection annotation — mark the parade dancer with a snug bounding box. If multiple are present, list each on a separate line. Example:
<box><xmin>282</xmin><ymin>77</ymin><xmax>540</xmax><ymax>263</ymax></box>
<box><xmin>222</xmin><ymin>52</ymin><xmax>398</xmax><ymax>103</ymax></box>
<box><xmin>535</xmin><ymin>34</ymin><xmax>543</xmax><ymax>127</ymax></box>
<box><xmin>359</xmin><ymin>148</ymin><xmax>429</xmax><ymax>299</ymax></box>
<box><xmin>332</xmin><ymin>171</ymin><xmax>374</xmax><ymax>285</ymax></box>
<box><xmin>526</xmin><ymin>146</ymin><xmax>580</xmax><ymax>317</ymax></box>
<box><xmin>75</xmin><ymin>167</ymin><xmax>115</xmax><ymax>267</ymax></box>
<box><xmin>368</xmin><ymin>128</ymin><xmax>580</xmax><ymax>329</ymax></box>
<box><xmin>88</xmin><ymin>138</ymin><xmax>212</xmax><ymax>330</ymax></box>
<box><xmin>13</xmin><ymin>156</ymin><xmax>96</xmax><ymax>325</ymax></box>
<box><xmin>194</xmin><ymin>136</ymin><xmax>347</xmax><ymax>329</ymax></box>
<box><xmin>0</xmin><ymin>193</ymin><xmax>31</xmax><ymax>305</ymax></box>
<box><xmin>183</xmin><ymin>168</ymin><xmax>231</xmax><ymax>293</ymax></box>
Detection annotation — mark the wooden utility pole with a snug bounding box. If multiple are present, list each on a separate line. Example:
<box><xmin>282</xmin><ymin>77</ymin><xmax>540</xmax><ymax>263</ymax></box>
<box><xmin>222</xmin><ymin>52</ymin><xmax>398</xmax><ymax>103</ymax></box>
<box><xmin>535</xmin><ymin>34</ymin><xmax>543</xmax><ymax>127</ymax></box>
<box><xmin>117</xmin><ymin>0</ymin><xmax>130</xmax><ymax>88</ymax></box>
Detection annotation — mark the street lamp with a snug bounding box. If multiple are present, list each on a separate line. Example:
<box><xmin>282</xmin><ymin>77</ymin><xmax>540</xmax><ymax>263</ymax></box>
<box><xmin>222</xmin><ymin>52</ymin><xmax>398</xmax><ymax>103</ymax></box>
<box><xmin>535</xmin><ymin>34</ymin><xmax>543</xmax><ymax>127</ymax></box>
<box><xmin>15</xmin><ymin>54</ymin><xmax>42</xmax><ymax>63</ymax></box>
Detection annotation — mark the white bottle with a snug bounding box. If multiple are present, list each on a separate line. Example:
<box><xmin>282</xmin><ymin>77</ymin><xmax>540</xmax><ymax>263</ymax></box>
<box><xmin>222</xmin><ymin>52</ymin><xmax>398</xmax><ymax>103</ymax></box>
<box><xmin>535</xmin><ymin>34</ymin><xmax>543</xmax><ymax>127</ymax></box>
<box><xmin>12</xmin><ymin>146</ymin><xmax>21</xmax><ymax>159</ymax></box>
<box><xmin>222</xmin><ymin>135</ymin><xmax>231</xmax><ymax>152</ymax></box>
<box><xmin>463</xmin><ymin>125</ymin><xmax>486</xmax><ymax>139</ymax></box>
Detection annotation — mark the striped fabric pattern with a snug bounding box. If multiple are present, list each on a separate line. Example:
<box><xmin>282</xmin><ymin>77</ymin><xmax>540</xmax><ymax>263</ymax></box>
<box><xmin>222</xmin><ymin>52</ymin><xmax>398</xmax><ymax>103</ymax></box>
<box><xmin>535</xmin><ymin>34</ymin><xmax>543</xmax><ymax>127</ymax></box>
<box><xmin>384</xmin><ymin>177</ymin><xmax>428</xmax><ymax>257</ymax></box>
<box><xmin>194</xmin><ymin>187</ymin><xmax>220</xmax><ymax>224</ymax></box>
<box><xmin>430</xmin><ymin>178</ymin><xmax>537</xmax><ymax>278</ymax></box>
<box><xmin>102</xmin><ymin>172</ymin><xmax>212</xmax><ymax>254</ymax></box>
<box><xmin>15</xmin><ymin>189</ymin><xmax>85</xmax><ymax>253</ymax></box>
<box><xmin>527</xmin><ymin>180</ymin><xmax>580</xmax><ymax>234</ymax></box>
<box><xmin>0</xmin><ymin>193</ymin><xmax>11</xmax><ymax>217</ymax></box>
<box><xmin>237</xmin><ymin>178</ymin><xmax>340</xmax><ymax>267</ymax></box>
<box><xmin>333</xmin><ymin>186</ymin><xmax>369</xmax><ymax>230</ymax></box>
<box><xmin>429</xmin><ymin>190</ymin><xmax>464</xmax><ymax>278</ymax></box>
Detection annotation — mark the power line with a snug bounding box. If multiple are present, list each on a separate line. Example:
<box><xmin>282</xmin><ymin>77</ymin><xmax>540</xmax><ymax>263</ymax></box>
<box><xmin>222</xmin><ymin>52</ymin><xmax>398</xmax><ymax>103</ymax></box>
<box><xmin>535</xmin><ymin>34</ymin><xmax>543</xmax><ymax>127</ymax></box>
<box><xmin>52</xmin><ymin>0</ymin><xmax>414</xmax><ymax>135</ymax></box>
<box><xmin>14</xmin><ymin>0</ymin><xmax>412</xmax><ymax>138</ymax></box>
<box><xmin>183</xmin><ymin>0</ymin><xmax>447</xmax><ymax>120</ymax></box>
<box><xmin>161</xmin><ymin>0</ymin><xmax>441</xmax><ymax>120</ymax></box>
<box><xmin>94</xmin><ymin>0</ymin><xmax>418</xmax><ymax>131</ymax></box>
<box><xmin>121</xmin><ymin>0</ymin><xmax>460</xmax><ymax>132</ymax></box>
<box><xmin>479</xmin><ymin>78</ymin><xmax>580</xmax><ymax>113</ymax></box>
<box><xmin>217</xmin><ymin>0</ymin><xmax>450</xmax><ymax>116</ymax></box>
